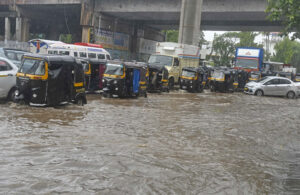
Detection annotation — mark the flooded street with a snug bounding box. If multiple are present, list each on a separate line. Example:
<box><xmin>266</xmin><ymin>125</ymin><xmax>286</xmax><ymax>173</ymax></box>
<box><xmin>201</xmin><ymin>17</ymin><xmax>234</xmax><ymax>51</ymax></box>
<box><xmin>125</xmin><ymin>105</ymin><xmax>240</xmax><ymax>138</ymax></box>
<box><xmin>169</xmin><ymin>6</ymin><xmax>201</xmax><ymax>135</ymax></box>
<box><xmin>0</xmin><ymin>92</ymin><xmax>299</xmax><ymax>194</ymax></box>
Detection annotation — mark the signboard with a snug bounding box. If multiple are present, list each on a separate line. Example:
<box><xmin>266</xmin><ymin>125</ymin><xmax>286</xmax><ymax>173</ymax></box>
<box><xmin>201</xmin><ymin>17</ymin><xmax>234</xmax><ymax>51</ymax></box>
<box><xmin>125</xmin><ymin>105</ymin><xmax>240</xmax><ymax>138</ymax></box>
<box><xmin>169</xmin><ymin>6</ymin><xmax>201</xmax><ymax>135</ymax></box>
<box><xmin>237</xmin><ymin>48</ymin><xmax>260</xmax><ymax>58</ymax></box>
<box><xmin>95</xmin><ymin>29</ymin><xmax>129</xmax><ymax>51</ymax></box>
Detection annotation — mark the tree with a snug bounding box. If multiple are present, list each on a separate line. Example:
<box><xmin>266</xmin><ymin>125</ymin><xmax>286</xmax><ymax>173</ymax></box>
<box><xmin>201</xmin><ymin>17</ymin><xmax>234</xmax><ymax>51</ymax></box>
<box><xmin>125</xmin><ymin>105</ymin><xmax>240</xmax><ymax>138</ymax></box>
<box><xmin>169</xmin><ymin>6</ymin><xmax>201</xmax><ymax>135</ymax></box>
<box><xmin>198</xmin><ymin>31</ymin><xmax>208</xmax><ymax>49</ymax></box>
<box><xmin>266</xmin><ymin>0</ymin><xmax>300</xmax><ymax>40</ymax></box>
<box><xmin>164</xmin><ymin>30</ymin><xmax>179</xmax><ymax>43</ymax></box>
<box><xmin>271</xmin><ymin>37</ymin><xmax>295</xmax><ymax>64</ymax></box>
<box><xmin>211</xmin><ymin>32</ymin><xmax>237</xmax><ymax>67</ymax></box>
<box><xmin>236</xmin><ymin>32</ymin><xmax>263</xmax><ymax>48</ymax></box>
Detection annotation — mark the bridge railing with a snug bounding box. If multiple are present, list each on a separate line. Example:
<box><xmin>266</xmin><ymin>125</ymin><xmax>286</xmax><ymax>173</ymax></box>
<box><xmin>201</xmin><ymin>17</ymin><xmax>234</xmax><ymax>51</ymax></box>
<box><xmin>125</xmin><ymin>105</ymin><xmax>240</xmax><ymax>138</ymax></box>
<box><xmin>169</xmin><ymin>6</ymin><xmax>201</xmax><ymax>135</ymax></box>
<box><xmin>0</xmin><ymin>41</ymin><xmax>30</xmax><ymax>51</ymax></box>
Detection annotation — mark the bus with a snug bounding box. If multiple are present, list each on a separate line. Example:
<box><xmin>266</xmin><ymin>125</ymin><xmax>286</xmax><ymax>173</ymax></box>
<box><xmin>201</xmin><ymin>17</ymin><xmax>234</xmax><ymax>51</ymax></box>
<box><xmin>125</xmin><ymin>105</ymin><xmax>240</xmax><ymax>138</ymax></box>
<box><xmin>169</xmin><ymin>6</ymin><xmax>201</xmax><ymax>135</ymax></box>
<box><xmin>29</xmin><ymin>39</ymin><xmax>111</xmax><ymax>60</ymax></box>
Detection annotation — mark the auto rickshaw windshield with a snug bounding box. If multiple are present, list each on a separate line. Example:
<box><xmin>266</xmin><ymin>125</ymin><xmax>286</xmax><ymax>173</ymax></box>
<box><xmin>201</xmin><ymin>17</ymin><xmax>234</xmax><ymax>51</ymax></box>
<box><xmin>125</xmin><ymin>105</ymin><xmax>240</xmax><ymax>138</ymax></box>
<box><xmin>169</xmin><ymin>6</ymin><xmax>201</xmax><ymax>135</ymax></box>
<box><xmin>251</xmin><ymin>73</ymin><xmax>260</xmax><ymax>79</ymax></box>
<box><xmin>105</xmin><ymin>64</ymin><xmax>123</xmax><ymax>75</ymax></box>
<box><xmin>212</xmin><ymin>71</ymin><xmax>225</xmax><ymax>79</ymax></box>
<box><xmin>182</xmin><ymin>70</ymin><xmax>196</xmax><ymax>78</ymax></box>
<box><xmin>19</xmin><ymin>58</ymin><xmax>45</xmax><ymax>75</ymax></box>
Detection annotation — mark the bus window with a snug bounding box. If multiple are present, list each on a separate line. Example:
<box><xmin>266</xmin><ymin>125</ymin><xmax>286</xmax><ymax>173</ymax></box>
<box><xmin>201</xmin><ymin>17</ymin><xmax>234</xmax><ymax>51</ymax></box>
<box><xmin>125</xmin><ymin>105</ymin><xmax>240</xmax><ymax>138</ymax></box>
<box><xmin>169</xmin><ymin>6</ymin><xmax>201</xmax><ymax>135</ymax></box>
<box><xmin>88</xmin><ymin>53</ymin><xmax>97</xmax><ymax>58</ymax></box>
<box><xmin>53</xmin><ymin>51</ymin><xmax>58</xmax><ymax>55</ymax></box>
<box><xmin>106</xmin><ymin>55</ymin><xmax>111</xmax><ymax>60</ymax></box>
<box><xmin>48</xmin><ymin>51</ymin><xmax>53</xmax><ymax>54</ymax></box>
<box><xmin>59</xmin><ymin>51</ymin><xmax>70</xmax><ymax>56</ymax></box>
<box><xmin>74</xmin><ymin>52</ymin><xmax>78</xmax><ymax>57</ymax></box>
<box><xmin>98</xmin><ymin>54</ymin><xmax>105</xmax><ymax>59</ymax></box>
<box><xmin>80</xmin><ymin>52</ymin><xmax>87</xmax><ymax>58</ymax></box>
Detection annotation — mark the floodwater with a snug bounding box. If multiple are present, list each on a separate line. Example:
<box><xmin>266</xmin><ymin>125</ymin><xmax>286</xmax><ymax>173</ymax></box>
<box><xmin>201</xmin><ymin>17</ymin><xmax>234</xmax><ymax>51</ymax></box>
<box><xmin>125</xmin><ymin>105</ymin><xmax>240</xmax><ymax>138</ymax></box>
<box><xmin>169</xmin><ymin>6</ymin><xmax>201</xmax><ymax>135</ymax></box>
<box><xmin>0</xmin><ymin>91</ymin><xmax>299</xmax><ymax>194</ymax></box>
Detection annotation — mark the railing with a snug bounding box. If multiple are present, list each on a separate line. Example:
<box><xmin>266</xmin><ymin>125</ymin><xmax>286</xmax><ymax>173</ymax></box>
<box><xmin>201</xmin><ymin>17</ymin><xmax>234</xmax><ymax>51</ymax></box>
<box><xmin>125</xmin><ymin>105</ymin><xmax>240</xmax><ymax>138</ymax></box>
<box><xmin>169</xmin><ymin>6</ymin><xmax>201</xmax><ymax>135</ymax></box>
<box><xmin>0</xmin><ymin>41</ymin><xmax>30</xmax><ymax>51</ymax></box>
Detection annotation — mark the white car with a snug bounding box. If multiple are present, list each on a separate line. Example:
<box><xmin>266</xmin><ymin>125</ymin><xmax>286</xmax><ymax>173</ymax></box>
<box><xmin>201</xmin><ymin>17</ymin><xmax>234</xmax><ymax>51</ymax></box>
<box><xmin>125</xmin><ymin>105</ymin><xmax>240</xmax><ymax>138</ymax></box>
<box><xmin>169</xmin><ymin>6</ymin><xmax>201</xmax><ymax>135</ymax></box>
<box><xmin>0</xmin><ymin>57</ymin><xmax>18</xmax><ymax>101</ymax></box>
<box><xmin>244</xmin><ymin>76</ymin><xmax>300</xmax><ymax>99</ymax></box>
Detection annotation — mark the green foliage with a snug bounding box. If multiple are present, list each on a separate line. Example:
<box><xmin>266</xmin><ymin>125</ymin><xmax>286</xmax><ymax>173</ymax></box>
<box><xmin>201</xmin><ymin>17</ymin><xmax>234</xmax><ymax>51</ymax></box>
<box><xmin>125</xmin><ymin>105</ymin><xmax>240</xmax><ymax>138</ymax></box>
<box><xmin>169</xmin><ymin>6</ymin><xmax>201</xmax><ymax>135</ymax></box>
<box><xmin>236</xmin><ymin>32</ymin><xmax>263</xmax><ymax>48</ymax></box>
<box><xmin>163</xmin><ymin>30</ymin><xmax>179</xmax><ymax>43</ymax></box>
<box><xmin>210</xmin><ymin>32</ymin><xmax>263</xmax><ymax>66</ymax></box>
<box><xmin>271</xmin><ymin>37</ymin><xmax>300</xmax><ymax>71</ymax></box>
<box><xmin>60</xmin><ymin>34</ymin><xmax>72</xmax><ymax>43</ymax></box>
<box><xmin>211</xmin><ymin>32</ymin><xmax>237</xmax><ymax>67</ymax></box>
<box><xmin>266</xmin><ymin>0</ymin><xmax>300</xmax><ymax>40</ymax></box>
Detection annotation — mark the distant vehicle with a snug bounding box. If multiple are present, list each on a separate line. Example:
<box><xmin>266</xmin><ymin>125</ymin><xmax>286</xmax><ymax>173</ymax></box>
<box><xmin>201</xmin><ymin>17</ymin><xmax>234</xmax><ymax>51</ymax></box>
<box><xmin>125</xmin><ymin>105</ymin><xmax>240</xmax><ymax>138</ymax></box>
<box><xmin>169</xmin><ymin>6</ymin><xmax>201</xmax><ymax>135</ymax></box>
<box><xmin>180</xmin><ymin>67</ymin><xmax>205</xmax><ymax>93</ymax></box>
<box><xmin>147</xmin><ymin>63</ymin><xmax>169</xmax><ymax>93</ymax></box>
<box><xmin>103</xmin><ymin>60</ymin><xmax>148</xmax><ymax>98</ymax></box>
<box><xmin>0</xmin><ymin>48</ymin><xmax>29</xmax><ymax>67</ymax></box>
<box><xmin>28</xmin><ymin>39</ymin><xmax>111</xmax><ymax>61</ymax></box>
<box><xmin>76</xmin><ymin>58</ymin><xmax>106</xmax><ymax>92</ymax></box>
<box><xmin>244</xmin><ymin>76</ymin><xmax>300</xmax><ymax>99</ymax></box>
<box><xmin>210</xmin><ymin>68</ymin><xmax>236</xmax><ymax>93</ymax></box>
<box><xmin>148</xmin><ymin>42</ymin><xmax>206</xmax><ymax>89</ymax></box>
<box><xmin>235</xmin><ymin>47</ymin><xmax>264</xmax><ymax>72</ymax></box>
<box><xmin>15</xmin><ymin>54</ymin><xmax>87</xmax><ymax>106</ymax></box>
<box><xmin>0</xmin><ymin>57</ymin><xmax>18</xmax><ymax>101</ymax></box>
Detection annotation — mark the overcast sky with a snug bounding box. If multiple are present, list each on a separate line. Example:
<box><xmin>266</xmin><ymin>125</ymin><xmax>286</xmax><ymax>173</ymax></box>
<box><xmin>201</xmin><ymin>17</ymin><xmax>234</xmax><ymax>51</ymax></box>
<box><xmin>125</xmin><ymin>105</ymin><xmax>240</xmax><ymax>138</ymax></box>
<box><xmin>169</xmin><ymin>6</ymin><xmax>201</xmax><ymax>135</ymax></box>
<box><xmin>203</xmin><ymin>31</ymin><xmax>264</xmax><ymax>44</ymax></box>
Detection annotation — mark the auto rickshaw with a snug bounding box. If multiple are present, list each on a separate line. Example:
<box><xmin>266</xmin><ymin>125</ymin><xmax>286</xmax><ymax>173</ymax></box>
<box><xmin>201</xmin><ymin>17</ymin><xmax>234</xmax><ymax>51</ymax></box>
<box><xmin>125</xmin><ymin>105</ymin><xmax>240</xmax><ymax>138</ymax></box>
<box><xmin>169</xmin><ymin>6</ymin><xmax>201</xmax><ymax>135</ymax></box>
<box><xmin>15</xmin><ymin>54</ymin><xmax>87</xmax><ymax>106</ymax></box>
<box><xmin>249</xmin><ymin>71</ymin><xmax>261</xmax><ymax>82</ymax></box>
<box><xmin>147</xmin><ymin>63</ymin><xmax>169</xmax><ymax>92</ymax></box>
<box><xmin>102</xmin><ymin>60</ymin><xmax>148</xmax><ymax>98</ymax></box>
<box><xmin>202</xmin><ymin>66</ymin><xmax>214</xmax><ymax>89</ymax></box>
<box><xmin>180</xmin><ymin>67</ymin><xmax>204</xmax><ymax>93</ymax></box>
<box><xmin>294</xmin><ymin>73</ymin><xmax>300</xmax><ymax>82</ymax></box>
<box><xmin>81</xmin><ymin>59</ymin><xmax>106</xmax><ymax>92</ymax></box>
<box><xmin>233</xmin><ymin>69</ymin><xmax>249</xmax><ymax>91</ymax></box>
<box><xmin>210</xmin><ymin>68</ymin><xmax>236</xmax><ymax>93</ymax></box>
<box><xmin>277</xmin><ymin>71</ymin><xmax>294</xmax><ymax>81</ymax></box>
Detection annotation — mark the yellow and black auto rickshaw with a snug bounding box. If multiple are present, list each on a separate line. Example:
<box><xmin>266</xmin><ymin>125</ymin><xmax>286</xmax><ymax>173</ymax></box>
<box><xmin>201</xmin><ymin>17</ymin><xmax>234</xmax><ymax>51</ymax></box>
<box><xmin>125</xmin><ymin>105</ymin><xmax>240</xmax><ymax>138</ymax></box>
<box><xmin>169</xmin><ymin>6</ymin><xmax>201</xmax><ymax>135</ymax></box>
<box><xmin>15</xmin><ymin>54</ymin><xmax>87</xmax><ymax>106</ymax></box>
<box><xmin>80</xmin><ymin>58</ymin><xmax>106</xmax><ymax>92</ymax></box>
<box><xmin>294</xmin><ymin>73</ymin><xmax>300</xmax><ymax>82</ymax></box>
<box><xmin>180</xmin><ymin>67</ymin><xmax>204</xmax><ymax>93</ymax></box>
<box><xmin>147</xmin><ymin>63</ymin><xmax>169</xmax><ymax>92</ymax></box>
<box><xmin>233</xmin><ymin>69</ymin><xmax>249</xmax><ymax>91</ymax></box>
<box><xmin>210</xmin><ymin>68</ymin><xmax>236</xmax><ymax>93</ymax></box>
<box><xmin>102</xmin><ymin>60</ymin><xmax>148</xmax><ymax>98</ymax></box>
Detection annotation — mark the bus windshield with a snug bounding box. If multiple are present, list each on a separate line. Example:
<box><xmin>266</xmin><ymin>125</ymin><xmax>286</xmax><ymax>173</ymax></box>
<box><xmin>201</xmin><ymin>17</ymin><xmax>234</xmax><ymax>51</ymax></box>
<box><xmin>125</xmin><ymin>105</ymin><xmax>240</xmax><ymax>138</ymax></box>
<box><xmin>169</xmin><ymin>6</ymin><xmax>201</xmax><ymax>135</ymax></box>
<box><xmin>148</xmin><ymin>55</ymin><xmax>173</xmax><ymax>66</ymax></box>
<box><xmin>19</xmin><ymin>58</ymin><xmax>45</xmax><ymax>75</ymax></box>
<box><xmin>105</xmin><ymin>64</ymin><xmax>123</xmax><ymax>76</ymax></box>
<box><xmin>236</xmin><ymin>58</ymin><xmax>258</xmax><ymax>69</ymax></box>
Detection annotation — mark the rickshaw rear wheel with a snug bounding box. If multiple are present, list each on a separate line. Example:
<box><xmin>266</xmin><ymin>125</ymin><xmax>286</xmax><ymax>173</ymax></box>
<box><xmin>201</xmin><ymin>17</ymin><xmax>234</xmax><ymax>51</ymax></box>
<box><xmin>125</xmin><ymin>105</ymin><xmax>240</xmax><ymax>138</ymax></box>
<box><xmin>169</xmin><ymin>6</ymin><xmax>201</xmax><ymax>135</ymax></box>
<box><xmin>76</xmin><ymin>97</ymin><xmax>84</xmax><ymax>106</ymax></box>
<box><xmin>168</xmin><ymin>78</ymin><xmax>174</xmax><ymax>90</ymax></box>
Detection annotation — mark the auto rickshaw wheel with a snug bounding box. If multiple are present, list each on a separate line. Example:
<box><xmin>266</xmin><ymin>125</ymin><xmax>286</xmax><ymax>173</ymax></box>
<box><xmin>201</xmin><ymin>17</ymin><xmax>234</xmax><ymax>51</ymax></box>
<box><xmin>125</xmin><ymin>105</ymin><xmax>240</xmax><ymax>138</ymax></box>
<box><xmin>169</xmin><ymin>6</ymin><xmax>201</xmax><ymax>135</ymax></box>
<box><xmin>168</xmin><ymin>78</ymin><xmax>174</xmax><ymax>90</ymax></box>
<box><xmin>76</xmin><ymin>97</ymin><xmax>85</xmax><ymax>106</ymax></box>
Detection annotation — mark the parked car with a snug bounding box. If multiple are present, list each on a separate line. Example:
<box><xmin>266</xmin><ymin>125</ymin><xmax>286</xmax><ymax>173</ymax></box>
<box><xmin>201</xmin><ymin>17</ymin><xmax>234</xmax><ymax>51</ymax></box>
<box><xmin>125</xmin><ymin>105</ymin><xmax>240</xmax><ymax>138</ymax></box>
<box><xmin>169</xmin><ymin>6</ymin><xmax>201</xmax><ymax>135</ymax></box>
<box><xmin>0</xmin><ymin>48</ymin><xmax>29</xmax><ymax>67</ymax></box>
<box><xmin>244</xmin><ymin>76</ymin><xmax>300</xmax><ymax>99</ymax></box>
<box><xmin>0</xmin><ymin>57</ymin><xmax>18</xmax><ymax>101</ymax></box>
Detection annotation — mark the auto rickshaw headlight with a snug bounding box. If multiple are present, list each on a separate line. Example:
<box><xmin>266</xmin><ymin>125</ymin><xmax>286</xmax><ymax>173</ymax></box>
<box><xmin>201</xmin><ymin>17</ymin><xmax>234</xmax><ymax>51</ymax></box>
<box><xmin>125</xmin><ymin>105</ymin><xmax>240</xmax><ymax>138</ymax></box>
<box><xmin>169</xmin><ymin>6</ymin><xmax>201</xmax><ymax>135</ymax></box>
<box><xmin>15</xmin><ymin>90</ymin><xmax>19</xmax><ymax>96</ymax></box>
<box><xmin>102</xmin><ymin>79</ymin><xmax>105</xmax><ymax>83</ymax></box>
<box><xmin>114</xmin><ymin>80</ymin><xmax>118</xmax><ymax>84</ymax></box>
<box><xmin>33</xmin><ymin>94</ymin><xmax>37</xmax><ymax>98</ymax></box>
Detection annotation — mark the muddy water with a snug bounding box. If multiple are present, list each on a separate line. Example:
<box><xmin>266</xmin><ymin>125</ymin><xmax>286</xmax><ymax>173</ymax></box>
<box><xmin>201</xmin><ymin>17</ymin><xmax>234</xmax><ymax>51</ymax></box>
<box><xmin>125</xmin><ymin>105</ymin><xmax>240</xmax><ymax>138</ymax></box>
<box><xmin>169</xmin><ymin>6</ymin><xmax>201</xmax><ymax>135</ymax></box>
<box><xmin>0</xmin><ymin>92</ymin><xmax>299</xmax><ymax>194</ymax></box>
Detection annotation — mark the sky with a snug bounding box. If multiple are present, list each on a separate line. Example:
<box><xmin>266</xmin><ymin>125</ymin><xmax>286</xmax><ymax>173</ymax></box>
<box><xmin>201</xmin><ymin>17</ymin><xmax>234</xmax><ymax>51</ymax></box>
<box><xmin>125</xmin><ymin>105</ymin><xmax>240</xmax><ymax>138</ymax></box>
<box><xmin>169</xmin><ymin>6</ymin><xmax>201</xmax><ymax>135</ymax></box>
<box><xmin>204</xmin><ymin>31</ymin><xmax>264</xmax><ymax>44</ymax></box>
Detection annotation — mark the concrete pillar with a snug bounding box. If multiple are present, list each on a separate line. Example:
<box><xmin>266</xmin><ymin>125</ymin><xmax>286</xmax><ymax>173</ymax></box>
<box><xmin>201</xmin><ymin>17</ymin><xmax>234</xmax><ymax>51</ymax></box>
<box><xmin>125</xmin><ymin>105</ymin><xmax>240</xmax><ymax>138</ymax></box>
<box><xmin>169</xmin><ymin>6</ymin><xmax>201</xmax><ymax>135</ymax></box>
<box><xmin>82</xmin><ymin>26</ymin><xmax>90</xmax><ymax>43</ymax></box>
<box><xmin>5</xmin><ymin>17</ymin><xmax>11</xmax><ymax>43</ymax></box>
<box><xmin>21</xmin><ymin>18</ymin><xmax>30</xmax><ymax>42</ymax></box>
<box><xmin>16</xmin><ymin>17</ymin><xmax>23</xmax><ymax>42</ymax></box>
<box><xmin>178</xmin><ymin>0</ymin><xmax>203</xmax><ymax>46</ymax></box>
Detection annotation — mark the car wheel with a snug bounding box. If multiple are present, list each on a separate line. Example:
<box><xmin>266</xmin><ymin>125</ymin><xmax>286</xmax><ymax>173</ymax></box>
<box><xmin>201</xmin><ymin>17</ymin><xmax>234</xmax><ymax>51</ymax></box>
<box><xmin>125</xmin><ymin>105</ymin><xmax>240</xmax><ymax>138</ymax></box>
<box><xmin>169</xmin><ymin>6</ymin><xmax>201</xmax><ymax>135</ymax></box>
<box><xmin>256</xmin><ymin>90</ymin><xmax>264</xmax><ymax>96</ymax></box>
<box><xmin>287</xmin><ymin>91</ymin><xmax>295</xmax><ymax>99</ymax></box>
<box><xmin>7</xmin><ymin>88</ymin><xmax>17</xmax><ymax>102</ymax></box>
